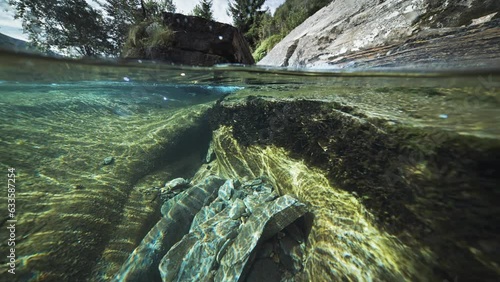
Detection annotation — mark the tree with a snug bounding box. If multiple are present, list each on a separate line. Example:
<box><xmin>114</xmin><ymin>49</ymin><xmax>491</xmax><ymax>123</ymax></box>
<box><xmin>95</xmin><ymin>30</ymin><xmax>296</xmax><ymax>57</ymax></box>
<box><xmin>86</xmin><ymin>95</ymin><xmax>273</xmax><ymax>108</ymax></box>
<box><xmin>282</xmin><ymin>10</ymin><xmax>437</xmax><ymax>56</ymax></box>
<box><xmin>8</xmin><ymin>0</ymin><xmax>113</xmax><ymax>56</ymax></box>
<box><xmin>192</xmin><ymin>0</ymin><xmax>214</xmax><ymax>21</ymax></box>
<box><xmin>227</xmin><ymin>0</ymin><xmax>265</xmax><ymax>47</ymax></box>
<box><xmin>8</xmin><ymin>0</ymin><xmax>176</xmax><ymax>57</ymax></box>
<box><xmin>100</xmin><ymin>0</ymin><xmax>175</xmax><ymax>55</ymax></box>
<box><xmin>100</xmin><ymin>0</ymin><xmax>143</xmax><ymax>55</ymax></box>
<box><xmin>142</xmin><ymin>0</ymin><xmax>176</xmax><ymax>20</ymax></box>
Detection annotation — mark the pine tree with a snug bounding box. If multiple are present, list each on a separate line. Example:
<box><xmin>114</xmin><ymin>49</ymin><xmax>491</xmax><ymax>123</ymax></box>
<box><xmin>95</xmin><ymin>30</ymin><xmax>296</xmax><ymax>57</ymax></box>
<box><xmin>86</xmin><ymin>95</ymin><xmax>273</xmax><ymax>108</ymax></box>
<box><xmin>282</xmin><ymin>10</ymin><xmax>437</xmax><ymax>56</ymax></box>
<box><xmin>192</xmin><ymin>0</ymin><xmax>214</xmax><ymax>21</ymax></box>
<box><xmin>100</xmin><ymin>0</ymin><xmax>176</xmax><ymax>55</ymax></box>
<box><xmin>227</xmin><ymin>0</ymin><xmax>265</xmax><ymax>47</ymax></box>
<box><xmin>142</xmin><ymin>0</ymin><xmax>176</xmax><ymax>19</ymax></box>
<box><xmin>100</xmin><ymin>0</ymin><xmax>143</xmax><ymax>55</ymax></box>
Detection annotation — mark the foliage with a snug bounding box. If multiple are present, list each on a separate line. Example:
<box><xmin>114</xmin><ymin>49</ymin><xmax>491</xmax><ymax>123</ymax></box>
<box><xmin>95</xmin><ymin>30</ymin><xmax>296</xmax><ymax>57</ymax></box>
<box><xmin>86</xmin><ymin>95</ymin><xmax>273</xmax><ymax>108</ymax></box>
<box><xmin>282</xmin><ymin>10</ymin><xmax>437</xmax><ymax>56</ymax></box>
<box><xmin>252</xmin><ymin>0</ymin><xmax>332</xmax><ymax>61</ymax></box>
<box><xmin>100</xmin><ymin>0</ymin><xmax>142</xmax><ymax>55</ymax></box>
<box><xmin>252</xmin><ymin>34</ymin><xmax>281</xmax><ymax>62</ymax></box>
<box><xmin>8</xmin><ymin>0</ymin><xmax>175</xmax><ymax>57</ymax></box>
<box><xmin>122</xmin><ymin>20</ymin><xmax>173</xmax><ymax>57</ymax></box>
<box><xmin>192</xmin><ymin>0</ymin><xmax>214</xmax><ymax>20</ymax></box>
<box><xmin>8</xmin><ymin>0</ymin><xmax>112</xmax><ymax>56</ymax></box>
<box><xmin>227</xmin><ymin>0</ymin><xmax>265</xmax><ymax>48</ymax></box>
<box><xmin>101</xmin><ymin>0</ymin><xmax>175</xmax><ymax>55</ymax></box>
<box><xmin>142</xmin><ymin>0</ymin><xmax>176</xmax><ymax>20</ymax></box>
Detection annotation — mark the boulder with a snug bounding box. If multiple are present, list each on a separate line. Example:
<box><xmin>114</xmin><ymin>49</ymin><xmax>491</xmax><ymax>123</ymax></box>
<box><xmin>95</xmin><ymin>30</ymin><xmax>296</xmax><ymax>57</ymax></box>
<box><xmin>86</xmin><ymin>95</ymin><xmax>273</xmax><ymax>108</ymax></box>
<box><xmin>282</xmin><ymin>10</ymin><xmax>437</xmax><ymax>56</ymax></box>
<box><xmin>258</xmin><ymin>0</ymin><xmax>500</xmax><ymax>68</ymax></box>
<box><xmin>114</xmin><ymin>176</ymin><xmax>308</xmax><ymax>281</ymax></box>
<box><xmin>205</xmin><ymin>87</ymin><xmax>500</xmax><ymax>281</ymax></box>
<box><xmin>123</xmin><ymin>13</ymin><xmax>255</xmax><ymax>66</ymax></box>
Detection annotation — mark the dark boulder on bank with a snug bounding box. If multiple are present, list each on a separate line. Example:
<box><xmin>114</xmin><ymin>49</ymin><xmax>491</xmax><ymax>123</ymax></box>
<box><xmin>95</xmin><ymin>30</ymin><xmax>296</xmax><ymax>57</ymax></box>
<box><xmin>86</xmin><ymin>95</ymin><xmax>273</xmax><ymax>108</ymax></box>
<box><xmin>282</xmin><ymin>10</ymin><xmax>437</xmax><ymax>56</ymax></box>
<box><xmin>123</xmin><ymin>13</ymin><xmax>255</xmax><ymax>66</ymax></box>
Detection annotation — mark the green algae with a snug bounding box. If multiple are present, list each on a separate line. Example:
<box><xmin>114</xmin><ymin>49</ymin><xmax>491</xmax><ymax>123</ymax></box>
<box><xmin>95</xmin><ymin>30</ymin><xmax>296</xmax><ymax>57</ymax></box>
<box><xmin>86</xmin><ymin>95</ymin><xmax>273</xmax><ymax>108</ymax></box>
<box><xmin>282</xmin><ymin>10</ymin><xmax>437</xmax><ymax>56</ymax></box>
<box><xmin>206</xmin><ymin>89</ymin><xmax>500</xmax><ymax>280</ymax></box>
<box><xmin>0</xmin><ymin>87</ymin><xmax>215</xmax><ymax>280</ymax></box>
<box><xmin>193</xmin><ymin>126</ymin><xmax>434</xmax><ymax>281</ymax></box>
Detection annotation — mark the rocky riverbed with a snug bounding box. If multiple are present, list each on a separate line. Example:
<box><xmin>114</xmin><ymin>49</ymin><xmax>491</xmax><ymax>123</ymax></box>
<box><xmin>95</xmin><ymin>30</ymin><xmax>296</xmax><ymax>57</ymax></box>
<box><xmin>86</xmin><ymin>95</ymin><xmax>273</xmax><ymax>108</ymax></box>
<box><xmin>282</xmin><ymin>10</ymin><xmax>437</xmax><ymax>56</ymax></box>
<box><xmin>0</xmin><ymin>53</ymin><xmax>498</xmax><ymax>282</ymax></box>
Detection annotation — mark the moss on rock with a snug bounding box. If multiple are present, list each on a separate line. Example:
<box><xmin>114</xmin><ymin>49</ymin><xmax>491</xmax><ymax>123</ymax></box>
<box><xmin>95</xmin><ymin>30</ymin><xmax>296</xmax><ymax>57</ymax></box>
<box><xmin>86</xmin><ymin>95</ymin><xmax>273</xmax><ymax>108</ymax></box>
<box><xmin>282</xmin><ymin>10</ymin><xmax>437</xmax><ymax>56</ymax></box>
<box><xmin>122</xmin><ymin>20</ymin><xmax>173</xmax><ymax>58</ymax></box>
<box><xmin>206</xmin><ymin>94</ymin><xmax>500</xmax><ymax>281</ymax></box>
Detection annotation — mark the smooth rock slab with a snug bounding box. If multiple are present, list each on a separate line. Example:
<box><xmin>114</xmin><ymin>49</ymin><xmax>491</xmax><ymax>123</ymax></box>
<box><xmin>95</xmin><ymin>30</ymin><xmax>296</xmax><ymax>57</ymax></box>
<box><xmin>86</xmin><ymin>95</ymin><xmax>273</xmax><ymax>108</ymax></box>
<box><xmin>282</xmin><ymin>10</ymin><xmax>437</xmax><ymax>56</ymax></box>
<box><xmin>258</xmin><ymin>0</ymin><xmax>500</xmax><ymax>68</ymax></box>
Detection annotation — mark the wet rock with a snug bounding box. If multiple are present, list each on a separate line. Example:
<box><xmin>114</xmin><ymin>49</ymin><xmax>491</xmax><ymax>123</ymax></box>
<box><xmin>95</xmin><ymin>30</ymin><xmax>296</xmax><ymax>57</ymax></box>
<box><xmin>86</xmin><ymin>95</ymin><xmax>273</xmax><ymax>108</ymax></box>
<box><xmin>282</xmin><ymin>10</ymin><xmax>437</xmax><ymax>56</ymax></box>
<box><xmin>229</xmin><ymin>199</ymin><xmax>246</xmax><ymax>219</ymax></box>
<box><xmin>160</xmin><ymin>216</ymin><xmax>240</xmax><ymax>281</ymax></box>
<box><xmin>117</xmin><ymin>175</ymin><xmax>308</xmax><ymax>282</ymax></box>
<box><xmin>113</xmin><ymin>175</ymin><xmax>225</xmax><ymax>282</ymax></box>
<box><xmin>164</xmin><ymin>177</ymin><xmax>189</xmax><ymax>190</ymax></box>
<box><xmin>205</xmin><ymin>141</ymin><xmax>216</xmax><ymax>163</ymax></box>
<box><xmin>243</xmin><ymin>191</ymin><xmax>278</xmax><ymax>214</ymax></box>
<box><xmin>218</xmin><ymin>179</ymin><xmax>235</xmax><ymax>202</ymax></box>
<box><xmin>189</xmin><ymin>199</ymin><xmax>226</xmax><ymax>232</ymax></box>
<box><xmin>215</xmin><ymin>195</ymin><xmax>307</xmax><ymax>281</ymax></box>
<box><xmin>160</xmin><ymin>178</ymin><xmax>190</xmax><ymax>201</ymax></box>
<box><xmin>103</xmin><ymin>156</ymin><xmax>114</xmax><ymax>165</ymax></box>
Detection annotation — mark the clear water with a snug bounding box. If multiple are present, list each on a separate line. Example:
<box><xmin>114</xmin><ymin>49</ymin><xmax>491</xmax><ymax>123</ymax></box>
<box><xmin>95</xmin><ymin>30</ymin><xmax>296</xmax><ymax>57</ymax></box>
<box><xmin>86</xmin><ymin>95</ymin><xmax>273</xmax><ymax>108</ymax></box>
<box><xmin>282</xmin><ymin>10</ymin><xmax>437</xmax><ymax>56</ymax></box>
<box><xmin>0</xmin><ymin>50</ymin><xmax>499</xmax><ymax>281</ymax></box>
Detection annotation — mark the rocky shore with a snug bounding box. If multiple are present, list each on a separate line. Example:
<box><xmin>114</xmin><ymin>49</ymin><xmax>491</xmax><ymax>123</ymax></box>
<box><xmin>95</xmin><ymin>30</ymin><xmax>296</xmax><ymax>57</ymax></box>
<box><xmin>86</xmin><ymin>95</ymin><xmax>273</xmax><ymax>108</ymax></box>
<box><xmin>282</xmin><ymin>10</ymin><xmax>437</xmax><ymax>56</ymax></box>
<box><xmin>259</xmin><ymin>0</ymin><xmax>500</xmax><ymax>68</ymax></box>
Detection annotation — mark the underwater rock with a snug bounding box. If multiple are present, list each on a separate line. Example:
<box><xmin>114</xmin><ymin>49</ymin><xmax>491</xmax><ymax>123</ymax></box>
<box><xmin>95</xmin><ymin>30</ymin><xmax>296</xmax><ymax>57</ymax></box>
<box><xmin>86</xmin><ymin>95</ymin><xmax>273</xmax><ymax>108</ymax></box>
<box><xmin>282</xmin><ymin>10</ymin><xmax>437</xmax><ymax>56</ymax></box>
<box><xmin>160</xmin><ymin>178</ymin><xmax>190</xmax><ymax>201</ymax></box>
<box><xmin>215</xmin><ymin>195</ymin><xmax>307</xmax><ymax>281</ymax></box>
<box><xmin>116</xmin><ymin>175</ymin><xmax>308</xmax><ymax>281</ymax></box>
<box><xmin>159</xmin><ymin>177</ymin><xmax>306</xmax><ymax>282</ymax></box>
<box><xmin>205</xmin><ymin>141</ymin><xmax>216</xmax><ymax>163</ymax></box>
<box><xmin>229</xmin><ymin>198</ymin><xmax>246</xmax><ymax>219</ymax></box>
<box><xmin>113</xmin><ymin>175</ymin><xmax>225</xmax><ymax>282</ymax></box>
<box><xmin>103</xmin><ymin>156</ymin><xmax>114</xmax><ymax>165</ymax></box>
<box><xmin>163</xmin><ymin>177</ymin><xmax>189</xmax><ymax>191</ymax></box>
<box><xmin>218</xmin><ymin>179</ymin><xmax>235</xmax><ymax>201</ymax></box>
<box><xmin>259</xmin><ymin>0</ymin><xmax>500</xmax><ymax>68</ymax></box>
<box><xmin>206</xmin><ymin>95</ymin><xmax>500</xmax><ymax>281</ymax></box>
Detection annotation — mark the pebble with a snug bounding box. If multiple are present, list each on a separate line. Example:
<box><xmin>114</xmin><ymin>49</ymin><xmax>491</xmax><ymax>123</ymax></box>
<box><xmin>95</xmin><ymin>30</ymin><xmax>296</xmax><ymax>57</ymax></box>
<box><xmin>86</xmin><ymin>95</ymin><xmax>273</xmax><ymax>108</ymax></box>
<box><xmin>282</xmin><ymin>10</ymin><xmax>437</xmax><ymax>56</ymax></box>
<box><xmin>164</xmin><ymin>178</ymin><xmax>189</xmax><ymax>191</ymax></box>
<box><xmin>103</xmin><ymin>156</ymin><xmax>114</xmax><ymax>165</ymax></box>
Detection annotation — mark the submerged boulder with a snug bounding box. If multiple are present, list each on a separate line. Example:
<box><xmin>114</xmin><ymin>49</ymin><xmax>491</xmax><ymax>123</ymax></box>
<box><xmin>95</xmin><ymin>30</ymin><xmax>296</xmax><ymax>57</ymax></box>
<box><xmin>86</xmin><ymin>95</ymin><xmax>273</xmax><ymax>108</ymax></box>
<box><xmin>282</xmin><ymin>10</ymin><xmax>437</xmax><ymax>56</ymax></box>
<box><xmin>113</xmin><ymin>176</ymin><xmax>225</xmax><ymax>282</ymax></box>
<box><xmin>114</xmin><ymin>176</ymin><xmax>308</xmax><ymax>281</ymax></box>
<box><xmin>123</xmin><ymin>13</ymin><xmax>255</xmax><ymax>66</ymax></box>
<box><xmin>258</xmin><ymin>0</ymin><xmax>500</xmax><ymax>68</ymax></box>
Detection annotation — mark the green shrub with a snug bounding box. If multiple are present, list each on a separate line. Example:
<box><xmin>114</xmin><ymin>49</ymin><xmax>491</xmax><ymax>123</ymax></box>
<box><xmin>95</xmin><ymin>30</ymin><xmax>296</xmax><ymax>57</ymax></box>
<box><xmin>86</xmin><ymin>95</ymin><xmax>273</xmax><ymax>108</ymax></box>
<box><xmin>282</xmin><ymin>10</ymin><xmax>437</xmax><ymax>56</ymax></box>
<box><xmin>252</xmin><ymin>34</ymin><xmax>282</xmax><ymax>62</ymax></box>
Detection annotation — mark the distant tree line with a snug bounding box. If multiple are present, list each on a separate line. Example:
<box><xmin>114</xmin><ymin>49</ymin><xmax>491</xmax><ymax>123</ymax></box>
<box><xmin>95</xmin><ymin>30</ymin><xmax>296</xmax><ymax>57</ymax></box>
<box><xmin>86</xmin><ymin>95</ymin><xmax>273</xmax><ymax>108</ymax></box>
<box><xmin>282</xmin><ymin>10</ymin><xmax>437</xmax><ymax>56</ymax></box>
<box><xmin>192</xmin><ymin>0</ymin><xmax>214</xmax><ymax>21</ymax></box>
<box><xmin>7</xmin><ymin>0</ymin><xmax>331</xmax><ymax>60</ymax></box>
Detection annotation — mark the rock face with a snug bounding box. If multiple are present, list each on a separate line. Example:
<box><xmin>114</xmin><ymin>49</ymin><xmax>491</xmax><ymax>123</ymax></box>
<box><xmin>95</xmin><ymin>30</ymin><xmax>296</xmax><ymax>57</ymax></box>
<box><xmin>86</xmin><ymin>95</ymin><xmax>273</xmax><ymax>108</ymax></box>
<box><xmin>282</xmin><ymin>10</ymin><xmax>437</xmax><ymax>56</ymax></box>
<box><xmin>258</xmin><ymin>0</ymin><xmax>500</xmax><ymax>68</ymax></box>
<box><xmin>124</xmin><ymin>13</ymin><xmax>255</xmax><ymax>66</ymax></box>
